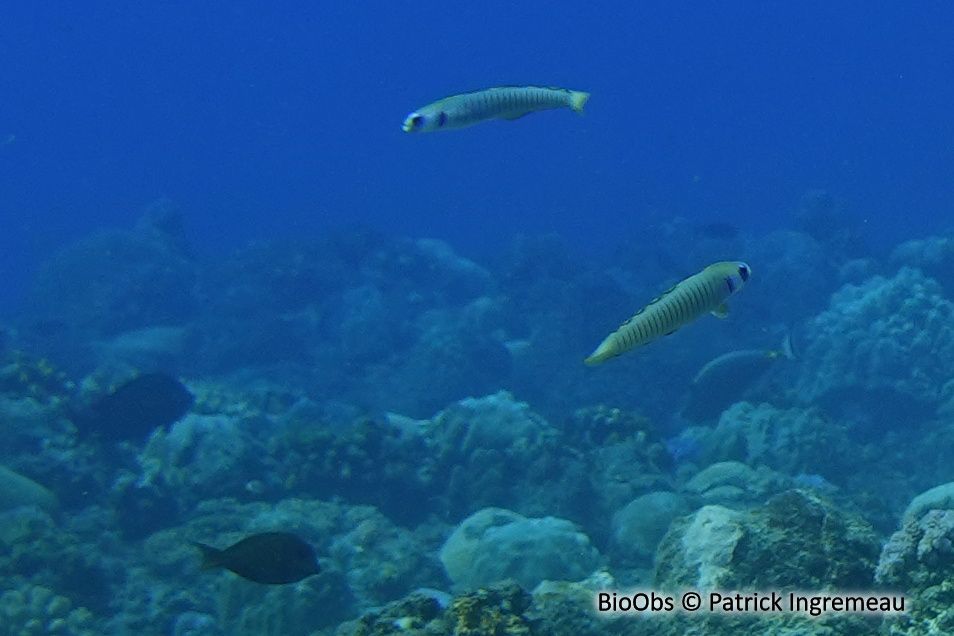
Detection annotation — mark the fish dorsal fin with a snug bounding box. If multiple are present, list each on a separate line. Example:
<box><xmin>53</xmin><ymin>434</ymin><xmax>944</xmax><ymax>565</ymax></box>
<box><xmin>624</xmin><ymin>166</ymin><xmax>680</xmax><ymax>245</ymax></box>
<box><xmin>617</xmin><ymin>283</ymin><xmax>677</xmax><ymax>329</ymax></box>
<box><xmin>711</xmin><ymin>303</ymin><xmax>729</xmax><ymax>318</ymax></box>
<box><xmin>641</xmin><ymin>284</ymin><xmax>677</xmax><ymax>311</ymax></box>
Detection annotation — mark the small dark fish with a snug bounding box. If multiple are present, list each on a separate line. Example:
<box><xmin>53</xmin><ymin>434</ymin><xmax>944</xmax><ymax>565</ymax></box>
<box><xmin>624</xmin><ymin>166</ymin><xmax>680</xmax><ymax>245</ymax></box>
<box><xmin>78</xmin><ymin>372</ymin><xmax>194</xmax><ymax>441</ymax></box>
<box><xmin>194</xmin><ymin>532</ymin><xmax>321</xmax><ymax>585</ymax></box>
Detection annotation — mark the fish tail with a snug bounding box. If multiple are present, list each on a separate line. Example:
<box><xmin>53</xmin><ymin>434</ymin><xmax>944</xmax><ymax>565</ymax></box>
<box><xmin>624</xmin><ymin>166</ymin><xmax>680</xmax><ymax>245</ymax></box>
<box><xmin>584</xmin><ymin>336</ymin><xmax>617</xmax><ymax>365</ymax></box>
<box><xmin>568</xmin><ymin>90</ymin><xmax>590</xmax><ymax>115</ymax></box>
<box><xmin>584</xmin><ymin>353</ymin><xmax>609</xmax><ymax>366</ymax></box>
<box><xmin>192</xmin><ymin>542</ymin><xmax>223</xmax><ymax>570</ymax></box>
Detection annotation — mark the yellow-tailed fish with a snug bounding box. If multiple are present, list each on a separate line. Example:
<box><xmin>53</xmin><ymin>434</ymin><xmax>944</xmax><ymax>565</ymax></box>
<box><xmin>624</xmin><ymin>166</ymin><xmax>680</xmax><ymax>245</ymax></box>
<box><xmin>585</xmin><ymin>261</ymin><xmax>751</xmax><ymax>365</ymax></box>
<box><xmin>680</xmin><ymin>334</ymin><xmax>796</xmax><ymax>421</ymax></box>
<box><xmin>402</xmin><ymin>86</ymin><xmax>590</xmax><ymax>133</ymax></box>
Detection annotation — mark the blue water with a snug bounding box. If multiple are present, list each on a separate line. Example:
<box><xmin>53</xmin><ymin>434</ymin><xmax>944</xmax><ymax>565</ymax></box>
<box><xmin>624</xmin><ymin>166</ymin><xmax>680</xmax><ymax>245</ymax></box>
<box><xmin>1</xmin><ymin>1</ymin><xmax>952</xmax><ymax>313</ymax></box>
<box><xmin>5</xmin><ymin>4</ymin><xmax>954</xmax><ymax>632</ymax></box>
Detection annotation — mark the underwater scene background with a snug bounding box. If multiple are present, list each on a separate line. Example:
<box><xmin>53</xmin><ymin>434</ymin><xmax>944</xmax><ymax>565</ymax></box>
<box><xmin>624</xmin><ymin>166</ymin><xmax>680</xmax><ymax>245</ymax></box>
<box><xmin>2</xmin><ymin>2</ymin><xmax>954</xmax><ymax>635</ymax></box>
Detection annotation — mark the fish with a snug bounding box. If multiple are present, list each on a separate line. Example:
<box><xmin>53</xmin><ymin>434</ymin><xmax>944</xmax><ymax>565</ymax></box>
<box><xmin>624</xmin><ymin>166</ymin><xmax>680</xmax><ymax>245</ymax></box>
<box><xmin>193</xmin><ymin>532</ymin><xmax>321</xmax><ymax>585</ymax></box>
<box><xmin>584</xmin><ymin>261</ymin><xmax>751</xmax><ymax>365</ymax></box>
<box><xmin>402</xmin><ymin>86</ymin><xmax>590</xmax><ymax>133</ymax></box>
<box><xmin>0</xmin><ymin>464</ymin><xmax>58</xmax><ymax>513</ymax></box>
<box><xmin>75</xmin><ymin>372</ymin><xmax>194</xmax><ymax>441</ymax></box>
<box><xmin>680</xmin><ymin>335</ymin><xmax>796</xmax><ymax>421</ymax></box>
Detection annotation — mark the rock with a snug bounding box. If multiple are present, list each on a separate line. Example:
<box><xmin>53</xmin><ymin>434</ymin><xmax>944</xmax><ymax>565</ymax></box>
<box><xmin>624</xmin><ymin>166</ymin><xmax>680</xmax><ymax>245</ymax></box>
<box><xmin>335</xmin><ymin>584</ymin><xmax>533</xmax><ymax>636</ymax></box>
<box><xmin>656</xmin><ymin>505</ymin><xmax>745</xmax><ymax>590</ymax></box>
<box><xmin>685</xmin><ymin>461</ymin><xmax>759</xmax><ymax>494</ymax></box>
<box><xmin>795</xmin><ymin>268</ymin><xmax>954</xmax><ymax>427</ymax></box>
<box><xmin>699</xmin><ymin>402</ymin><xmax>853</xmax><ymax>477</ymax></box>
<box><xmin>439</xmin><ymin>507</ymin><xmax>602</xmax><ymax>591</ymax></box>
<box><xmin>903</xmin><ymin>482</ymin><xmax>954</xmax><ymax>524</ymax></box>
<box><xmin>612</xmin><ymin>491</ymin><xmax>690</xmax><ymax>563</ymax></box>
<box><xmin>682</xmin><ymin>460</ymin><xmax>791</xmax><ymax>510</ymax></box>
<box><xmin>876</xmin><ymin>506</ymin><xmax>954</xmax><ymax>636</ymax></box>
<box><xmin>655</xmin><ymin>490</ymin><xmax>879</xmax><ymax>592</ymax></box>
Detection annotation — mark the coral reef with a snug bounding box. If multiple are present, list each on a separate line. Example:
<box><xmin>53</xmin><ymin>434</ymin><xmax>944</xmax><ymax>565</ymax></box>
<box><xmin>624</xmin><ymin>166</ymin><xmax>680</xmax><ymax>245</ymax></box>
<box><xmin>0</xmin><ymin>583</ymin><xmax>101</xmax><ymax>636</ymax></box>
<box><xmin>420</xmin><ymin>391</ymin><xmax>587</xmax><ymax>521</ymax></box>
<box><xmin>362</xmin><ymin>299</ymin><xmax>513</xmax><ymax>417</ymax></box>
<box><xmin>875</xmin><ymin>489</ymin><xmax>954</xmax><ymax>636</ymax></box>
<box><xmin>875</xmin><ymin>510</ymin><xmax>954</xmax><ymax>590</ymax></box>
<box><xmin>0</xmin><ymin>505</ymin><xmax>117</xmax><ymax>625</ymax></box>
<box><xmin>686</xmin><ymin>402</ymin><xmax>854</xmax><ymax>478</ymax></box>
<box><xmin>133</xmin><ymin>413</ymin><xmax>258</xmax><ymax>502</ymax></box>
<box><xmin>105</xmin><ymin>387</ymin><xmax>643</xmax><ymax>556</ymax></box>
<box><xmin>108</xmin><ymin>496</ymin><xmax>444</xmax><ymax>634</ymax></box>
<box><xmin>890</xmin><ymin>235</ymin><xmax>954</xmax><ymax>296</ymax></box>
<box><xmin>0</xmin><ymin>350</ymin><xmax>72</xmax><ymax>404</ymax></box>
<box><xmin>439</xmin><ymin>507</ymin><xmax>602</xmax><ymax>592</ymax></box>
<box><xmin>530</xmin><ymin>571</ymin><xmax>621</xmax><ymax>636</ymax></box>
<box><xmin>654</xmin><ymin>489</ymin><xmax>879</xmax><ymax>591</ymax></box>
<box><xmin>559</xmin><ymin>405</ymin><xmax>672</xmax><ymax>537</ymax></box>
<box><xmin>17</xmin><ymin>221</ymin><xmax>954</xmax><ymax>633</ymax></box>
<box><xmin>681</xmin><ymin>460</ymin><xmax>789</xmax><ymax>509</ymax></box>
<box><xmin>335</xmin><ymin>584</ymin><xmax>534</xmax><ymax>636</ymax></box>
<box><xmin>336</xmin><ymin>567</ymin><xmax>881</xmax><ymax>636</ymax></box>
<box><xmin>192</xmin><ymin>235</ymin><xmax>505</xmax><ymax>417</ymax></box>
<box><xmin>795</xmin><ymin>267</ymin><xmax>954</xmax><ymax>429</ymax></box>
<box><xmin>611</xmin><ymin>490</ymin><xmax>689</xmax><ymax>566</ymax></box>
<box><xmin>641</xmin><ymin>490</ymin><xmax>881</xmax><ymax>636</ymax></box>
<box><xmin>902</xmin><ymin>482</ymin><xmax>954</xmax><ymax>525</ymax></box>
<box><xmin>24</xmin><ymin>229</ymin><xmax>198</xmax><ymax>346</ymax></box>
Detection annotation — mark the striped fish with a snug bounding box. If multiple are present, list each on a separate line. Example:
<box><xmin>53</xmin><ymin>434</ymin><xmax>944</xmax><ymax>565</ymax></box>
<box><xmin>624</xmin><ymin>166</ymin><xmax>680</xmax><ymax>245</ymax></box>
<box><xmin>402</xmin><ymin>86</ymin><xmax>590</xmax><ymax>133</ymax></box>
<box><xmin>585</xmin><ymin>261</ymin><xmax>751</xmax><ymax>366</ymax></box>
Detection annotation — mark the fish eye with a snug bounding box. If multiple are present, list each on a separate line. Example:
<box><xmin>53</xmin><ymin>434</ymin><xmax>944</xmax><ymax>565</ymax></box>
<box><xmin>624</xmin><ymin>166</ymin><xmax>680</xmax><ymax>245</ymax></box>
<box><xmin>410</xmin><ymin>115</ymin><xmax>424</xmax><ymax>129</ymax></box>
<box><xmin>737</xmin><ymin>263</ymin><xmax>750</xmax><ymax>281</ymax></box>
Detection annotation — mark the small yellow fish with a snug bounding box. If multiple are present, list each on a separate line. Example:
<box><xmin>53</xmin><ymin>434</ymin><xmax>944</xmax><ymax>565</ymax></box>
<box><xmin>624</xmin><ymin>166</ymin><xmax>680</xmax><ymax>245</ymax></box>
<box><xmin>402</xmin><ymin>86</ymin><xmax>590</xmax><ymax>133</ymax></box>
<box><xmin>585</xmin><ymin>261</ymin><xmax>751</xmax><ymax>365</ymax></box>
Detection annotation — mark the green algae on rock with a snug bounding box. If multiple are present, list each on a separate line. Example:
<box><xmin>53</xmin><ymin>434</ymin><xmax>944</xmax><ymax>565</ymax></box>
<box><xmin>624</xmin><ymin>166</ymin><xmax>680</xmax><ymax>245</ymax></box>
<box><xmin>654</xmin><ymin>489</ymin><xmax>879</xmax><ymax>591</ymax></box>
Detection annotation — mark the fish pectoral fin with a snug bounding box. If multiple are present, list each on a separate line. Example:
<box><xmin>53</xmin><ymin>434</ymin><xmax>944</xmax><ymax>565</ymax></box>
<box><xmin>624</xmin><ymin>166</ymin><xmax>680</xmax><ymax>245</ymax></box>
<box><xmin>499</xmin><ymin>112</ymin><xmax>531</xmax><ymax>120</ymax></box>
<box><xmin>711</xmin><ymin>303</ymin><xmax>729</xmax><ymax>319</ymax></box>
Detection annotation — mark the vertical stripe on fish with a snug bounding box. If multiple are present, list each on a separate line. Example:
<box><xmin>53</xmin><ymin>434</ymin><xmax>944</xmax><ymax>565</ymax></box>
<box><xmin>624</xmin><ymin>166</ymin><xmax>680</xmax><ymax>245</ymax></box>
<box><xmin>585</xmin><ymin>261</ymin><xmax>751</xmax><ymax>365</ymax></box>
<box><xmin>403</xmin><ymin>86</ymin><xmax>590</xmax><ymax>133</ymax></box>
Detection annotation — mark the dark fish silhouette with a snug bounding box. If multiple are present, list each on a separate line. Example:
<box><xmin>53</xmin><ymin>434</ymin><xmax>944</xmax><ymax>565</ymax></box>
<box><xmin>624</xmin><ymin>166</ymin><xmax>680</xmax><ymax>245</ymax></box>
<box><xmin>77</xmin><ymin>372</ymin><xmax>194</xmax><ymax>441</ymax></box>
<box><xmin>193</xmin><ymin>532</ymin><xmax>321</xmax><ymax>585</ymax></box>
